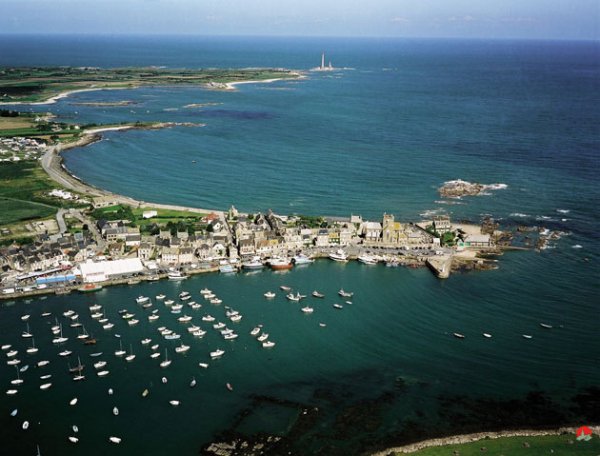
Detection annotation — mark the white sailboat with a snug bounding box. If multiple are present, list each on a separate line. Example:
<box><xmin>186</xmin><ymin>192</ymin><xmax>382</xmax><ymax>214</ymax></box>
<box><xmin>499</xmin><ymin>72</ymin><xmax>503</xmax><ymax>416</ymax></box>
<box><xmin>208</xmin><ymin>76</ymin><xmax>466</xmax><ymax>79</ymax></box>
<box><xmin>125</xmin><ymin>345</ymin><xmax>136</xmax><ymax>362</ymax></box>
<box><xmin>159</xmin><ymin>349</ymin><xmax>171</xmax><ymax>368</ymax></box>
<box><xmin>26</xmin><ymin>338</ymin><xmax>39</xmax><ymax>354</ymax></box>
<box><xmin>114</xmin><ymin>340</ymin><xmax>126</xmax><ymax>357</ymax></box>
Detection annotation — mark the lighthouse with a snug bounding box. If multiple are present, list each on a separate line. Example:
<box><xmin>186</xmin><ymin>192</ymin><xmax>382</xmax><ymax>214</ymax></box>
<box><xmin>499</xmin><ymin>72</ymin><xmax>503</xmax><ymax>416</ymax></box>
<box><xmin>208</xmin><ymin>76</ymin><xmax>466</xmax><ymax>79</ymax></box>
<box><xmin>321</xmin><ymin>52</ymin><xmax>325</xmax><ymax>70</ymax></box>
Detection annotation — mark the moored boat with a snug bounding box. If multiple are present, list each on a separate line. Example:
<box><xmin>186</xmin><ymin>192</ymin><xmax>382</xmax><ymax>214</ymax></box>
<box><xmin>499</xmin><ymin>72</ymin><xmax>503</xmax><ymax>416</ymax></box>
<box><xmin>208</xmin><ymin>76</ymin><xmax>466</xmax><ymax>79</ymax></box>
<box><xmin>293</xmin><ymin>254</ymin><xmax>314</xmax><ymax>265</ymax></box>
<box><xmin>312</xmin><ymin>291</ymin><xmax>325</xmax><ymax>298</ymax></box>
<box><xmin>242</xmin><ymin>256</ymin><xmax>263</xmax><ymax>270</ymax></box>
<box><xmin>264</xmin><ymin>291</ymin><xmax>276</xmax><ymax>298</ymax></box>
<box><xmin>78</xmin><ymin>283</ymin><xmax>102</xmax><ymax>293</ymax></box>
<box><xmin>268</xmin><ymin>257</ymin><xmax>294</xmax><ymax>270</ymax></box>
<box><xmin>328</xmin><ymin>249</ymin><xmax>348</xmax><ymax>262</ymax></box>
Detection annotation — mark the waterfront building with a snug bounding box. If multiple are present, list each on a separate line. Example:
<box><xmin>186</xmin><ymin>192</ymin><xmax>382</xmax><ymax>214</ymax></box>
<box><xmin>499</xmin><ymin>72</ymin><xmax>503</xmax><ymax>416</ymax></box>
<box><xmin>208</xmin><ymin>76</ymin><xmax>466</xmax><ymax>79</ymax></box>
<box><xmin>433</xmin><ymin>215</ymin><xmax>452</xmax><ymax>234</ymax></box>
<box><xmin>138</xmin><ymin>243</ymin><xmax>154</xmax><ymax>261</ymax></box>
<box><xmin>458</xmin><ymin>234</ymin><xmax>492</xmax><ymax>248</ymax></box>
<box><xmin>382</xmin><ymin>213</ymin><xmax>407</xmax><ymax>245</ymax></box>
<box><xmin>315</xmin><ymin>229</ymin><xmax>329</xmax><ymax>247</ymax></box>
<box><xmin>160</xmin><ymin>247</ymin><xmax>179</xmax><ymax>265</ymax></box>
<box><xmin>78</xmin><ymin>258</ymin><xmax>144</xmax><ymax>283</ymax></box>
<box><xmin>362</xmin><ymin>221</ymin><xmax>382</xmax><ymax>242</ymax></box>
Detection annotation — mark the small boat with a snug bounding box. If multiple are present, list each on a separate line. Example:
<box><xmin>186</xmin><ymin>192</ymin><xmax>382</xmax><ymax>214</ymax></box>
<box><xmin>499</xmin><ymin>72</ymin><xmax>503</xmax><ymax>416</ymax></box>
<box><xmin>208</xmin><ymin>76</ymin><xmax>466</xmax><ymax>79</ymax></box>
<box><xmin>37</xmin><ymin>360</ymin><xmax>50</xmax><ymax>367</ymax></box>
<box><xmin>202</xmin><ymin>314</ymin><xmax>216</xmax><ymax>322</ymax></box>
<box><xmin>357</xmin><ymin>254</ymin><xmax>378</xmax><ymax>265</ymax></box>
<box><xmin>286</xmin><ymin>292</ymin><xmax>301</xmax><ymax>302</ymax></box>
<box><xmin>159</xmin><ymin>349</ymin><xmax>171</xmax><ymax>368</ymax></box>
<box><xmin>319</xmin><ymin>323</ymin><xmax>327</xmax><ymax>327</ymax></box>
<box><xmin>6</xmin><ymin>389</ymin><xmax>18</xmax><ymax>395</ymax></box>
<box><xmin>22</xmin><ymin>323</ymin><xmax>33</xmax><ymax>339</ymax></box>
<box><xmin>108</xmin><ymin>388</ymin><xmax>114</xmax><ymax>395</ymax></box>
<box><xmin>141</xmin><ymin>338</ymin><xmax>152</xmax><ymax>345</ymax></box>
<box><xmin>540</xmin><ymin>323</ymin><xmax>553</xmax><ymax>329</ymax></box>
<box><xmin>250</xmin><ymin>327</ymin><xmax>261</xmax><ymax>336</ymax></box>
<box><xmin>293</xmin><ymin>254</ymin><xmax>314</xmax><ymax>265</ymax></box>
<box><xmin>301</xmin><ymin>306</ymin><xmax>314</xmax><ymax>314</ymax></box>
<box><xmin>21</xmin><ymin>314</ymin><xmax>30</xmax><ymax>321</ymax></box>
<box><xmin>109</xmin><ymin>436</ymin><xmax>122</xmax><ymax>444</ymax></box>
<box><xmin>169</xmin><ymin>400</ymin><xmax>180</xmax><ymax>406</ymax></box>
<box><xmin>136</xmin><ymin>296</ymin><xmax>150</xmax><ymax>304</ymax></box>
<box><xmin>150</xmin><ymin>352</ymin><xmax>161</xmax><ymax>359</ymax></box>
<box><xmin>171</xmin><ymin>304</ymin><xmax>183</xmax><ymax>311</ymax></box>
<box><xmin>264</xmin><ymin>291</ymin><xmax>276</xmax><ymax>299</ymax></box>
<box><xmin>156</xmin><ymin>294</ymin><xmax>166</xmax><ymax>300</ymax></box>
<box><xmin>522</xmin><ymin>334</ymin><xmax>533</xmax><ymax>339</ymax></box>
<box><xmin>70</xmin><ymin>398</ymin><xmax>78</xmax><ymax>406</ymax></box>
<box><xmin>97</xmin><ymin>370</ymin><xmax>109</xmax><ymax>377</ymax></box>
<box><xmin>89</xmin><ymin>304</ymin><xmax>102</xmax><ymax>312</ymax></box>
<box><xmin>22</xmin><ymin>421</ymin><xmax>29</xmax><ymax>430</ymax></box>
<box><xmin>180</xmin><ymin>295</ymin><xmax>192</xmax><ymax>302</ymax></box>
<box><xmin>148</xmin><ymin>315</ymin><xmax>160</xmax><ymax>322</ymax></box>
<box><xmin>333</xmin><ymin>303</ymin><xmax>343</xmax><ymax>309</ymax></box>
<box><xmin>190</xmin><ymin>377</ymin><xmax>197</xmax><ymax>387</ymax></box>
<box><xmin>193</xmin><ymin>329</ymin><xmax>207</xmax><ymax>337</ymax></box>
<box><xmin>198</xmin><ymin>363</ymin><xmax>209</xmax><ymax>369</ymax></box>
<box><xmin>7</xmin><ymin>349</ymin><xmax>18</xmax><ymax>357</ymax></box>
<box><xmin>103</xmin><ymin>322</ymin><xmax>114</xmax><ymax>330</ymax></box>
<box><xmin>11</xmin><ymin>409</ymin><xmax>17</xmax><ymax>416</ymax></box>
<box><xmin>312</xmin><ymin>291</ymin><xmax>325</xmax><ymax>298</ymax></box>
<box><xmin>151</xmin><ymin>344</ymin><xmax>160</xmax><ymax>350</ymax></box>
<box><xmin>164</xmin><ymin>333</ymin><xmax>181</xmax><ymax>340</ymax></box>
<box><xmin>262</xmin><ymin>341</ymin><xmax>276</xmax><ymax>348</ymax></box>
<box><xmin>114</xmin><ymin>341</ymin><xmax>126</xmax><ymax>357</ymax></box>
<box><xmin>223</xmin><ymin>333</ymin><xmax>238</xmax><ymax>340</ymax></box>
<box><xmin>483</xmin><ymin>333</ymin><xmax>493</xmax><ymax>338</ymax></box>
<box><xmin>68</xmin><ymin>436</ymin><xmax>78</xmax><ymax>443</ymax></box>
<box><xmin>94</xmin><ymin>360</ymin><xmax>107</xmax><ymax>369</ymax></box>
<box><xmin>226</xmin><ymin>383</ymin><xmax>233</xmax><ymax>391</ymax></box>
<box><xmin>84</xmin><ymin>338</ymin><xmax>97</xmax><ymax>345</ymax></box>
<box><xmin>200</xmin><ymin>288</ymin><xmax>212</xmax><ymax>295</ymax></box>
<box><xmin>90</xmin><ymin>352</ymin><xmax>103</xmax><ymax>357</ymax></box>
<box><xmin>113</xmin><ymin>406</ymin><xmax>119</xmax><ymax>416</ymax></box>
<box><xmin>210</xmin><ymin>349</ymin><xmax>225</xmax><ymax>359</ymax></box>
<box><xmin>219</xmin><ymin>264</ymin><xmax>236</xmax><ymax>274</ymax></box>
<box><xmin>142</xmin><ymin>389</ymin><xmax>149</xmax><ymax>397</ymax></box>
<box><xmin>78</xmin><ymin>283</ymin><xmax>102</xmax><ymax>293</ymax></box>
<box><xmin>59</xmin><ymin>350</ymin><xmax>72</xmax><ymax>357</ymax></box>
<box><xmin>257</xmin><ymin>333</ymin><xmax>269</xmax><ymax>342</ymax></box>
<box><xmin>164</xmin><ymin>299</ymin><xmax>175</xmax><ymax>306</ymax></box>
<box><xmin>40</xmin><ymin>382</ymin><xmax>52</xmax><ymax>390</ymax></box>
<box><xmin>1</xmin><ymin>344</ymin><xmax>12</xmax><ymax>350</ymax></box>
<box><xmin>242</xmin><ymin>256</ymin><xmax>263</xmax><ymax>270</ymax></box>
<box><xmin>329</xmin><ymin>249</ymin><xmax>348</xmax><ymax>262</ymax></box>
<box><xmin>7</xmin><ymin>358</ymin><xmax>21</xmax><ymax>366</ymax></box>
<box><xmin>128</xmin><ymin>319</ymin><xmax>140</xmax><ymax>326</ymax></box>
<box><xmin>73</xmin><ymin>425</ymin><xmax>79</xmax><ymax>433</ymax></box>
<box><xmin>229</xmin><ymin>314</ymin><xmax>242</xmax><ymax>322</ymax></box>
<box><xmin>338</xmin><ymin>288</ymin><xmax>353</xmax><ymax>298</ymax></box>
<box><xmin>41</xmin><ymin>312</ymin><xmax>52</xmax><ymax>317</ymax></box>
<box><xmin>40</xmin><ymin>374</ymin><xmax>52</xmax><ymax>380</ymax></box>
<box><xmin>280</xmin><ymin>285</ymin><xmax>291</xmax><ymax>291</ymax></box>
<box><xmin>213</xmin><ymin>322</ymin><xmax>226</xmax><ymax>330</ymax></box>
<box><xmin>175</xmin><ymin>343</ymin><xmax>190</xmax><ymax>354</ymax></box>
<box><xmin>161</xmin><ymin>377</ymin><xmax>168</xmax><ymax>384</ymax></box>
<box><xmin>210</xmin><ymin>298</ymin><xmax>223</xmax><ymax>305</ymax></box>
<box><xmin>125</xmin><ymin>345</ymin><xmax>136</xmax><ymax>362</ymax></box>
<box><xmin>453</xmin><ymin>333</ymin><xmax>465</xmax><ymax>339</ymax></box>
<box><xmin>268</xmin><ymin>257</ymin><xmax>294</xmax><ymax>270</ymax></box>
<box><xmin>168</xmin><ymin>271</ymin><xmax>188</xmax><ymax>281</ymax></box>
<box><xmin>19</xmin><ymin>364</ymin><xmax>29</xmax><ymax>373</ymax></box>
<box><xmin>177</xmin><ymin>315</ymin><xmax>192</xmax><ymax>323</ymax></box>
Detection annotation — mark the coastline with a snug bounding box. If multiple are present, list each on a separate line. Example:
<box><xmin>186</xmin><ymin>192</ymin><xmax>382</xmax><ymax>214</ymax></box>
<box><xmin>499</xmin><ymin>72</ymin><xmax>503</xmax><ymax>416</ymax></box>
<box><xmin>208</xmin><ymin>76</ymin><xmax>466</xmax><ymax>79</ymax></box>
<box><xmin>371</xmin><ymin>426</ymin><xmax>599</xmax><ymax>455</ymax></box>
<box><xmin>41</xmin><ymin>124</ymin><xmax>224</xmax><ymax>216</ymax></box>
<box><xmin>0</xmin><ymin>87</ymin><xmax>129</xmax><ymax>106</ymax></box>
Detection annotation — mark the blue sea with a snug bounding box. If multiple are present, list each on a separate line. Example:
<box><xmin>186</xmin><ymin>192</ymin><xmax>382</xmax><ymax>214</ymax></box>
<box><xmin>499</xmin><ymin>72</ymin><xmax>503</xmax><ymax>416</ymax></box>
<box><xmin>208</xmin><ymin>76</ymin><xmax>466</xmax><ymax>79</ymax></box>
<box><xmin>0</xmin><ymin>35</ymin><xmax>598</xmax><ymax>455</ymax></box>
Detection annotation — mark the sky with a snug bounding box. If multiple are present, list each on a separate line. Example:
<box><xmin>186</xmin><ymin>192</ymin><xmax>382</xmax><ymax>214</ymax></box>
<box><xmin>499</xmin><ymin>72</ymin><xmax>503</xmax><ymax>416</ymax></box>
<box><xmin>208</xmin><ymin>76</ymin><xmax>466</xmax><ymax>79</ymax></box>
<box><xmin>0</xmin><ymin>0</ymin><xmax>598</xmax><ymax>40</ymax></box>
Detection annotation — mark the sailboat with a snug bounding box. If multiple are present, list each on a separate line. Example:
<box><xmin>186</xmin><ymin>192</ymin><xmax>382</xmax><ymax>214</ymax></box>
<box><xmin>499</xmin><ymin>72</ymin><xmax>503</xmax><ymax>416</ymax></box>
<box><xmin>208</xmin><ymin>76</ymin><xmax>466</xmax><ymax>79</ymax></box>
<box><xmin>114</xmin><ymin>340</ymin><xmax>126</xmax><ymax>357</ymax></box>
<box><xmin>11</xmin><ymin>366</ymin><xmax>24</xmax><ymax>385</ymax></box>
<box><xmin>77</xmin><ymin>325</ymin><xmax>89</xmax><ymax>340</ymax></box>
<box><xmin>21</xmin><ymin>322</ymin><xmax>33</xmax><ymax>339</ymax></box>
<box><xmin>125</xmin><ymin>344</ymin><xmax>136</xmax><ymax>362</ymax></box>
<box><xmin>159</xmin><ymin>349</ymin><xmax>171</xmax><ymax>368</ymax></box>
<box><xmin>52</xmin><ymin>324</ymin><xmax>68</xmax><ymax>344</ymax></box>
<box><xmin>26</xmin><ymin>338</ymin><xmax>38</xmax><ymax>354</ymax></box>
<box><xmin>112</xmin><ymin>406</ymin><xmax>119</xmax><ymax>416</ymax></box>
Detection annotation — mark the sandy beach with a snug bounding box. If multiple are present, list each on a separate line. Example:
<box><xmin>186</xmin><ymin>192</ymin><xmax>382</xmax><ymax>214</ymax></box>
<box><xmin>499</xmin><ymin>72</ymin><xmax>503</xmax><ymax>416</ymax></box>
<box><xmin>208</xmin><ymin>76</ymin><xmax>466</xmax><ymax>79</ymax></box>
<box><xmin>41</xmin><ymin>125</ymin><xmax>223</xmax><ymax>217</ymax></box>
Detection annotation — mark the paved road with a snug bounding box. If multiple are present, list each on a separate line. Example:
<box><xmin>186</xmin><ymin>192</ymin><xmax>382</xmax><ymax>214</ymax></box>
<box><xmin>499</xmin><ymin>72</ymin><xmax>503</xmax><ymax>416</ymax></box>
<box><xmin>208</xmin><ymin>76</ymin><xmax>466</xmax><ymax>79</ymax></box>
<box><xmin>56</xmin><ymin>208</ymin><xmax>67</xmax><ymax>233</ymax></box>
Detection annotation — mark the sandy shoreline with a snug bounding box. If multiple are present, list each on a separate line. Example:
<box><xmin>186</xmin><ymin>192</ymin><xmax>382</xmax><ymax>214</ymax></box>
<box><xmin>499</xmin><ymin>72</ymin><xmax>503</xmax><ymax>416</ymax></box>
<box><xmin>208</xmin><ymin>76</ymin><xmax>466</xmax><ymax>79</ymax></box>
<box><xmin>41</xmin><ymin>125</ymin><xmax>223</xmax><ymax>216</ymax></box>
<box><xmin>0</xmin><ymin>87</ymin><xmax>127</xmax><ymax>106</ymax></box>
<box><xmin>371</xmin><ymin>426</ymin><xmax>599</xmax><ymax>455</ymax></box>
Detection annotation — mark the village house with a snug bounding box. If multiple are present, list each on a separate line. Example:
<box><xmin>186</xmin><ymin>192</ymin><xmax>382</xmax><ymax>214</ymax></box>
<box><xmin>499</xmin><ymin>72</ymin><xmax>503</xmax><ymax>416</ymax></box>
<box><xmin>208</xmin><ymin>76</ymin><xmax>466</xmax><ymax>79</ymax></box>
<box><xmin>362</xmin><ymin>221</ymin><xmax>382</xmax><ymax>243</ymax></box>
<box><xmin>138</xmin><ymin>242</ymin><xmax>154</xmax><ymax>261</ymax></box>
<box><xmin>178</xmin><ymin>247</ymin><xmax>195</xmax><ymax>264</ymax></box>
<box><xmin>433</xmin><ymin>215</ymin><xmax>452</xmax><ymax>234</ymax></box>
<box><xmin>160</xmin><ymin>247</ymin><xmax>179</xmax><ymax>265</ymax></box>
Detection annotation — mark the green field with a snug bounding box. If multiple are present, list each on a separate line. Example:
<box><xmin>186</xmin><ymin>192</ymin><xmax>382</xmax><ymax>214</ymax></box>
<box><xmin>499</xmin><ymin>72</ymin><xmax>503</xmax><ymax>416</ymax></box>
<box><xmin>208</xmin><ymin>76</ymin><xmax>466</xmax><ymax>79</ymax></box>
<box><xmin>402</xmin><ymin>434</ymin><xmax>599</xmax><ymax>456</ymax></box>
<box><xmin>0</xmin><ymin>161</ymin><xmax>78</xmax><ymax>226</ymax></box>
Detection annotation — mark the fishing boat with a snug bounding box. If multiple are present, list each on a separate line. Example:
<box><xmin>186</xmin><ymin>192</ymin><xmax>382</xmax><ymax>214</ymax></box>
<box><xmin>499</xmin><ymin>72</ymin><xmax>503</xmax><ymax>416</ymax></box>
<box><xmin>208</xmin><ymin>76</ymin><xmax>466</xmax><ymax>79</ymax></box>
<box><xmin>159</xmin><ymin>349</ymin><xmax>171</xmax><ymax>368</ymax></box>
<box><xmin>293</xmin><ymin>254</ymin><xmax>314</xmax><ymax>265</ymax></box>
<box><xmin>338</xmin><ymin>289</ymin><xmax>354</xmax><ymax>298</ymax></box>
<box><xmin>328</xmin><ymin>249</ymin><xmax>348</xmax><ymax>262</ymax></box>
<box><xmin>269</xmin><ymin>257</ymin><xmax>294</xmax><ymax>270</ymax></box>
<box><xmin>210</xmin><ymin>349</ymin><xmax>225</xmax><ymax>359</ymax></box>
<box><xmin>242</xmin><ymin>256</ymin><xmax>264</xmax><ymax>270</ymax></box>
<box><xmin>168</xmin><ymin>271</ymin><xmax>187</xmax><ymax>281</ymax></box>
<box><xmin>264</xmin><ymin>291</ymin><xmax>276</xmax><ymax>298</ymax></box>
<box><xmin>78</xmin><ymin>283</ymin><xmax>102</xmax><ymax>293</ymax></box>
<box><xmin>301</xmin><ymin>306</ymin><xmax>314</xmax><ymax>314</ymax></box>
<box><xmin>312</xmin><ymin>291</ymin><xmax>325</xmax><ymax>298</ymax></box>
<box><xmin>135</xmin><ymin>296</ymin><xmax>150</xmax><ymax>304</ymax></box>
<box><xmin>453</xmin><ymin>333</ymin><xmax>465</xmax><ymax>339</ymax></box>
<box><xmin>175</xmin><ymin>343</ymin><xmax>190</xmax><ymax>354</ymax></box>
<box><xmin>357</xmin><ymin>254</ymin><xmax>378</xmax><ymax>265</ymax></box>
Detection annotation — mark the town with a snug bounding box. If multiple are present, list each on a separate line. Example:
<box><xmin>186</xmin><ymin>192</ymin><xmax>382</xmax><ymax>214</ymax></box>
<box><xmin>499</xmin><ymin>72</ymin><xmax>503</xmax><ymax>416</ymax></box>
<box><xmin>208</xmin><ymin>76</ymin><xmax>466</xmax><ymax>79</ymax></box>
<box><xmin>0</xmin><ymin>194</ymin><xmax>501</xmax><ymax>298</ymax></box>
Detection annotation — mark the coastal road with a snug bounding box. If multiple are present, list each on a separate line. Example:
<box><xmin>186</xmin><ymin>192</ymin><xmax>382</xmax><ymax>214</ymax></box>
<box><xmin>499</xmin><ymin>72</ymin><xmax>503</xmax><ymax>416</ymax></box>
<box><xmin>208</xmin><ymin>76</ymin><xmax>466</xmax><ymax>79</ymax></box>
<box><xmin>56</xmin><ymin>208</ymin><xmax>67</xmax><ymax>234</ymax></box>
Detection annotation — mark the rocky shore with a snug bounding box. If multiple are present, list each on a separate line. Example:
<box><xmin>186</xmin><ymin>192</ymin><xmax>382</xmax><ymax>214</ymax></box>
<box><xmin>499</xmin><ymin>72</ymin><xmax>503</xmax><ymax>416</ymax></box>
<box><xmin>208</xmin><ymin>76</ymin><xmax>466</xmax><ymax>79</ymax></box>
<box><xmin>438</xmin><ymin>179</ymin><xmax>507</xmax><ymax>198</ymax></box>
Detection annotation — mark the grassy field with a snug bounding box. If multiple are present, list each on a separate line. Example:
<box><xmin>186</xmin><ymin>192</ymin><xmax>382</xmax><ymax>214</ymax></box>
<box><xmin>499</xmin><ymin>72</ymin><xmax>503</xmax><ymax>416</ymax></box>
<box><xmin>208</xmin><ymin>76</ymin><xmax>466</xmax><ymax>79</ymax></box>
<box><xmin>0</xmin><ymin>161</ymin><xmax>79</xmax><ymax>226</ymax></box>
<box><xmin>0</xmin><ymin>67</ymin><xmax>298</xmax><ymax>103</ymax></box>
<box><xmin>402</xmin><ymin>434</ymin><xmax>600</xmax><ymax>456</ymax></box>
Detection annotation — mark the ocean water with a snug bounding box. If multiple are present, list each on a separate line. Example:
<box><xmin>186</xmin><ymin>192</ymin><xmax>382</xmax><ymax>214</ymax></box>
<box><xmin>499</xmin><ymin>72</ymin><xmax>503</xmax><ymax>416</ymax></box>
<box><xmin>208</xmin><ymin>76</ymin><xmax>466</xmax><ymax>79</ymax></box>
<box><xmin>0</xmin><ymin>35</ymin><xmax>598</xmax><ymax>455</ymax></box>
